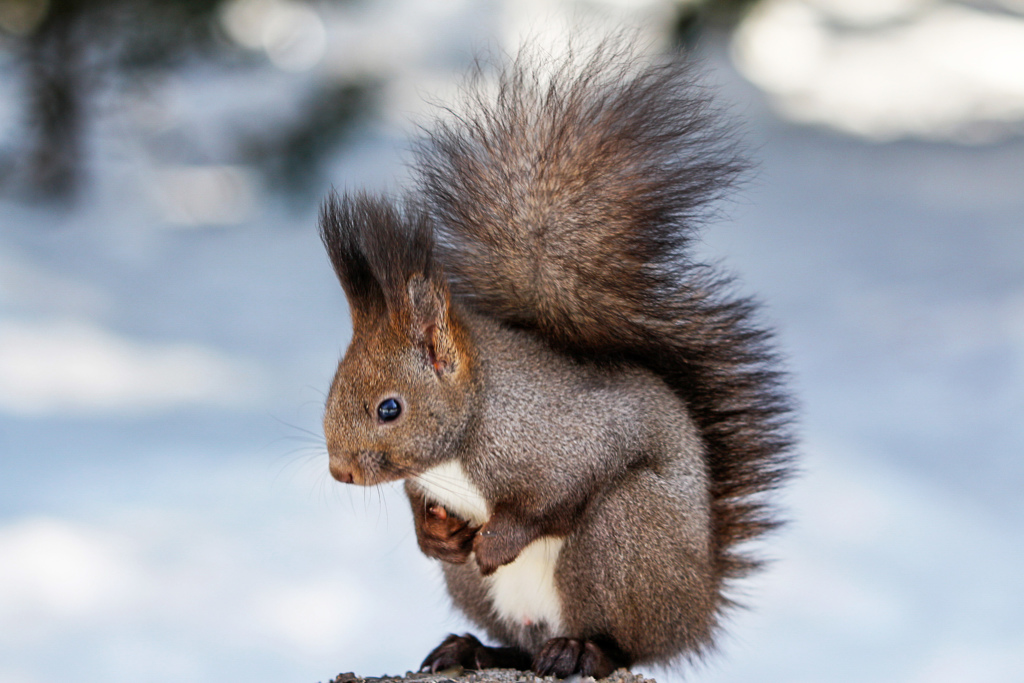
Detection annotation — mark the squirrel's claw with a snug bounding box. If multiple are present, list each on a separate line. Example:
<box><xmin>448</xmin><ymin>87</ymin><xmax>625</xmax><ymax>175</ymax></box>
<box><xmin>533</xmin><ymin>638</ymin><xmax>626</xmax><ymax>679</ymax></box>
<box><xmin>420</xmin><ymin>633</ymin><xmax>530</xmax><ymax>672</ymax></box>
<box><xmin>419</xmin><ymin>633</ymin><xmax>475</xmax><ymax>672</ymax></box>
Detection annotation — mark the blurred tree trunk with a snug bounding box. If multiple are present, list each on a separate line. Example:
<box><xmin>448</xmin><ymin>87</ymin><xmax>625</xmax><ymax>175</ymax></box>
<box><xmin>24</xmin><ymin>0</ymin><xmax>88</xmax><ymax>201</ymax></box>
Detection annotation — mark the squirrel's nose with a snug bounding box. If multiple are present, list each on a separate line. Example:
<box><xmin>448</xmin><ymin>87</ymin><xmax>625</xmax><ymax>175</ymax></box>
<box><xmin>328</xmin><ymin>455</ymin><xmax>359</xmax><ymax>484</ymax></box>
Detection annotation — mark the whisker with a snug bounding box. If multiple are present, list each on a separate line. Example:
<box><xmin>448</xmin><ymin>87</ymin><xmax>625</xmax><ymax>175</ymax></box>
<box><xmin>381</xmin><ymin>482</ymin><xmax>391</xmax><ymax>531</ymax></box>
<box><xmin>270</xmin><ymin>415</ymin><xmax>327</xmax><ymax>442</ymax></box>
<box><xmin>313</xmin><ymin>469</ymin><xmax>330</xmax><ymax>505</ymax></box>
<box><xmin>376</xmin><ymin>483</ymin><xmax>385</xmax><ymax>532</ymax></box>
<box><xmin>303</xmin><ymin>385</ymin><xmax>329</xmax><ymax>401</ymax></box>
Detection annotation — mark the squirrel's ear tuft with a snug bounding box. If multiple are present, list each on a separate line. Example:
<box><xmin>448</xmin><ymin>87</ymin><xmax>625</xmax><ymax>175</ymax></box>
<box><xmin>319</xmin><ymin>190</ymin><xmax>388</xmax><ymax>321</ymax></box>
<box><xmin>407</xmin><ymin>274</ymin><xmax>464</xmax><ymax>376</ymax></box>
<box><xmin>319</xmin><ymin>191</ymin><xmax>437</xmax><ymax>326</ymax></box>
<box><xmin>354</xmin><ymin>196</ymin><xmax>434</xmax><ymax>309</ymax></box>
<box><xmin>319</xmin><ymin>189</ymin><xmax>466</xmax><ymax>372</ymax></box>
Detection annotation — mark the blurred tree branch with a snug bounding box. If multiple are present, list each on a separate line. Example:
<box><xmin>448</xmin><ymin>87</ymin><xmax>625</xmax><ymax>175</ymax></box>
<box><xmin>1</xmin><ymin>0</ymin><xmax>377</xmax><ymax>208</ymax></box>
<box><xmin>238</xmin><ymin>78</ymin><xmax>379</xmax><ymax>203</ymax></box>
<box><xmin>6</xmin><ymin>0</ymin><xmax>229</xmax><ymax>201</ymax></box>
<box><xmin>671</xmin><ymin>0</ymin><xmax>761</xmax><ymax>47</ymax></box>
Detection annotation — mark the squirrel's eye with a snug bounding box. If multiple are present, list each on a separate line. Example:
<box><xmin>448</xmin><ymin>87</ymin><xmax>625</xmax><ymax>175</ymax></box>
<box><xmin>377</xmin><ymin>398</ymin><xmax>401</xmax><ymax>422</ymax></box>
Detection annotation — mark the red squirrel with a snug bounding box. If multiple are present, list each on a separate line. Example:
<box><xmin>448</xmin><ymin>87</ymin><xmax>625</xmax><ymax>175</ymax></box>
<box><xmin>320</xmin><ymin>40</ymin><xmax>794</xmax><ymax>678</ymax></box>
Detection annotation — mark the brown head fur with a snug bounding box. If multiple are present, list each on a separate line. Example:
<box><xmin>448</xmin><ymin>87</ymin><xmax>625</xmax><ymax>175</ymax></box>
<box><xmin>319</xmin><ymin>192</ymin><xmax>478</xmax><ymax>486</ymax></box>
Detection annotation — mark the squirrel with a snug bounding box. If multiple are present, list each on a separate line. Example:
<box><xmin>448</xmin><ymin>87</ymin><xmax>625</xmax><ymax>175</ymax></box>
<box><xmin>319</xmin><ymin>39</ymin><xmax>794</xmax><ymax>679</ymax></box>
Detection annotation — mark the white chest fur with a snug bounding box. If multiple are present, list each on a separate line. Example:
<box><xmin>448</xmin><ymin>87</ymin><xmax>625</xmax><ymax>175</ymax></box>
<box><xmin>413</xmin><ymin>461</ymin><xmax>565</xmax><ymax>632</ymax></box>
<box><xmin>485</xmin><ymin>536</ymin><xmax>564</xmax><ymax>631</ymax></box>
<box><xmin>413</xmin><ymin>460</ymin><xmax>490</xmax><ymax>525</ymax></box>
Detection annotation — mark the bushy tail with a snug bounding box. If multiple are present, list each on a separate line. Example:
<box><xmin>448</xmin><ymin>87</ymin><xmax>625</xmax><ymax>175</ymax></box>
<box><xmin>414</xmin><ymin>39</ymin><xmax>794</xmax><ymax>609</ymax></box>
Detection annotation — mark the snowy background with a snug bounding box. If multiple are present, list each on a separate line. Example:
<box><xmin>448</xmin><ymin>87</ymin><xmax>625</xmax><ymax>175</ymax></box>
<box><xmin>1</xmin><ymin>1</ymin><xmax>1023</xmax><ymax>683</ymax></box>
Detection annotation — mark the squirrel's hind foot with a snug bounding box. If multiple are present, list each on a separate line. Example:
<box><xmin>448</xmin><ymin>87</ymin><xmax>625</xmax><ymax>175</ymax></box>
<box><xmin>533</xmin><ymin>637</ymin><xmax>630</xmax><ymax>679</ymax></box>
<box><xmin>420</xmin><ymin>633</ymin><xmax>531</xmax><ymax>673</ymax></box>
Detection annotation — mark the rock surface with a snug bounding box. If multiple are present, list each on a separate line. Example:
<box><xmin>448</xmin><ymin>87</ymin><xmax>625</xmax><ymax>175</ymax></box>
<box><xmin>325</xmin><ymin>669</ymin><xmax>655</xmax><ymax>683</ymax></box>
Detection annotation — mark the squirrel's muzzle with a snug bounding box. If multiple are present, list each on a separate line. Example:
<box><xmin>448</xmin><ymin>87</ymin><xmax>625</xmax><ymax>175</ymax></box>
<box><xmin>329</xmin><ymin>455</ymin><xmax>359</xmax><ymax>484</ymax></box>
<box><xmin>329</xmin><ymin>449</ymin><xmax>397</xmax><ymax>486</ymax></box>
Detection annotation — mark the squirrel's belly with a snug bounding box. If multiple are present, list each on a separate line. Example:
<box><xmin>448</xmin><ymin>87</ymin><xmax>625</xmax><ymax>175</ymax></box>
<box><xmin>486</xmin><ymin>536</ymin><xmax>565</xmax><ymax>633</ymax></box>
<box><xmin>413</xmin><ymin>461</ymin><xmax>565</xmax><ymax>633</ymax></box>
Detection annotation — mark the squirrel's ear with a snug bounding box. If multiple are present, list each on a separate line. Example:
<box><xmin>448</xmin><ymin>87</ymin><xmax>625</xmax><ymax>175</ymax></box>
<box><xmin>407</xmin><ymin>274</ymin><xmax>465</xmax><ymax>376</ymax></box>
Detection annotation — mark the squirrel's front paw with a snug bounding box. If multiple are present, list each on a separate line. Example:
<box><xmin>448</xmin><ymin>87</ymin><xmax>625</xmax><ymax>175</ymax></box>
<box><xmin>416</xmin><ymin>504</ymin><xmax>479</xmax><ymax>563</ymax></box>
<box><xmin>472</xmin><ymin>526</ymin><xmax>526</xmax><ymax>576</ymax></box>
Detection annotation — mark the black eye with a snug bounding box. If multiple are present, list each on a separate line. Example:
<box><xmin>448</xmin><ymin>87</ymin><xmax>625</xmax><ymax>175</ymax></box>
<box><xmin>377</xmin><ymin>398</ymin><xmax>401</xmax><ymax>422</ymax></box>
